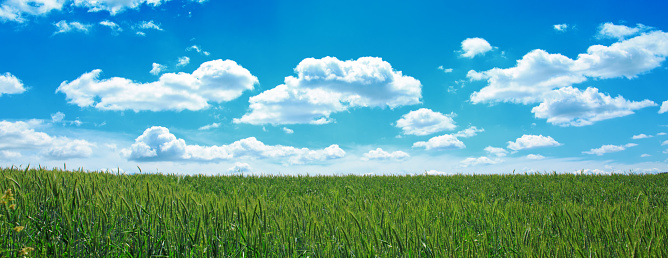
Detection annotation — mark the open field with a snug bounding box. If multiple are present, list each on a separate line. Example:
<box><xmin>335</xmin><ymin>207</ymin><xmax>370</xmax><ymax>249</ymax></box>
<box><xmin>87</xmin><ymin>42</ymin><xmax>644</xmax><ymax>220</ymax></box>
<box><xmin>1</xmin><ymin>167</ymin><xmax>667</xmax><ymax>257</ymax></box>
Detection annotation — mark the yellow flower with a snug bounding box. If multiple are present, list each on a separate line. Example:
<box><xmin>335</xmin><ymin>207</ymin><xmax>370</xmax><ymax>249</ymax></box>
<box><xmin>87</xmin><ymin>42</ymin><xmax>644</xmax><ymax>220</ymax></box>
<box><xmin>19</xmin><ymin>247</ymin><xmax>34</xmax><ymax>256</ymax></box>
<box><xmin>9</xmin><ymin>204</ymin><xmax>16</xmax><ymax>210</ymax></box>
<box><xmin>13</xmin><ymin>226</ymin><xmax>25</xmax><ymax>232</ymax></box>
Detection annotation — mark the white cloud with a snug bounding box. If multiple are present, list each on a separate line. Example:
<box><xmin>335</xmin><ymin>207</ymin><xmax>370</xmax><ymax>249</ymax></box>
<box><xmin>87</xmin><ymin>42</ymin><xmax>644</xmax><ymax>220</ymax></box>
<box><xmin>234</xmin><ymin>56</ymin><xmax>422</xmax><ymax>125</ymax></box>
<box><xmin>484</xmin><ymin>146</ymin><xmax>508</xmax><ymax>157</ymax></box>
<box><xmin>0</xmin><ymin>0</ymin><xmax>64</xmax><ymax>23</ymax></box>
<box><xmin>660</xmin><ymin>100</ymin><xmax>668</xmax><ymax>114</ymax></box>
<box><xmin>177</xmin><ymin>56</ymin><xmax>190</xmax><ymax>67</ymax></box>
<box><xmin>361</xmin><ymin>148</ymin><xmax>409</xmax><ymax>161</ymax></box>
<box><xmin>507</xmin><ymin>135</ymin><xmax>561</xmax><ymax>151</ymax></box>
<box><xmin>198</xmin><ymin>122</ymin><xmax>220</xmax><ymax>130</ymax></box>
<box><xmin>597</xmin><ymin>22</ymin><xmax>648</xmax><ymax>40</ymax></box>
<box><xmin>526</xmin><ymin>154</ymin><xmax>545</xmax><ymax>160</ymax></box>
<box><xmin>583</xmin><ymin>143</ymin><xmax>637</xmax><ymax>156</ymax></box>
<box><xmin>53</xmin><ymin>20</ymin><xmax>92</xmax><ymax>34</ymax></box>
<box><xmin>453</xmin><ymin>126</ymin><xmax>484</xmax><ymax>138</ymax></box>
<box><xmin>658</xmin><ymin>132</ymin><xmax>667</xmax><ymax>136</ymax></box>
<box><xmin>228</xmin><ymin>162</ymin><xmax>251</xmax><ymax>173</ymax></box>
<box><xmin>395</xmin><ymin>108</ymin><xmax>456</xmax><ymax>136</ymax></box>
<box><xmin>632</xmin><ymin>134</ymin><xmax>653</xmax><ymax>139</ymax></box>
<box><xmin>460</xmin><ymin>37</ymin><xmax>494</xmax><ymax>58</ymax></box>
<box><xmin>469</xmin><ymin>27</ymin><xmax>668</xmax><ymax>105</ymax></box>
<box><xmin>531</xmin><ymin>86</ymin><xmax>656</xmax><ymax>126</ymax></box>
<box><xmin>282</xmin><ymin>127</ymin><xmax>294</xmax><ymax>134</ymax></box>
<box><xmin>150</xmin><ymin>63</ymin><xmax>166</xmax><ymax>75</ymax></box>
<box><xmin>121</xmin><ymin>126</ymin><xmax>345</xmax><ymax>165</ymax></box>
<box><xmin>0</xmin><ymin>120</ymin><xmax>94</xmax><ymax>159</ymax></box>
<box><xmin>0</xmin><ymin>72</ymin><xmax>26</xmax><ymax>96</ymax></box>
<box><xmin>554</xmin><ymin>24</ymin><xmax>568</xmax><ymax>32</ymax></box>
<box><xmin>73</xmin><ymin>0</ymin><xmax>167</xmax><ymax>15</ymax></box>
<box><xmin>662</xmin><ymin>140</ymin><xmax>668</xmax><ymax>146</ymax></box>
<box><xmin>424</xmin><ymin>170</ymin><xmax>457</xmax><ymax>176</ymax></box>
<box><xmin>57</xmin><ymin>59</ymin><xmax>258</xmax><ymax>112</ymax></box>
<box><xmin>133</xmin><ymin>20</ymin><xmax>162</xmax><ymax>33</ymax></box>
<box><xmin>99</xmin><ymin>20</ymin><xmax>122</xmax><ymax>34</ymax></box>
<box><xmin>187</xmin><ymin>45</ymin><xmax>210</xmax><ymax>56</ymax></box>
<box><xmin>0</xmin><ymin>150</ymin><xmax>21</xmax><ymax>160</ymax></box>
<box><xmin>51</xmin><ymin>112</ymin><xmax>65</xmax><ymax>122</ymax></box>
<box><xmin>460</xmin><ymin>156</ymin><xmax>498</xmax><ymax>167</ymax></box>
<box><xmin>413</xmin><ymin>134</ymin><xmax>464</xmax><ymax>150</ymax></box>
<box><xmin>640</xmin><ymin>154</ymin><xmax>651</xmax><ymax>158</ymax></box>
<box><xmin>437</xmin><ymin>66</ymin><xmax>453</xmax><ymax>73</ymax></box>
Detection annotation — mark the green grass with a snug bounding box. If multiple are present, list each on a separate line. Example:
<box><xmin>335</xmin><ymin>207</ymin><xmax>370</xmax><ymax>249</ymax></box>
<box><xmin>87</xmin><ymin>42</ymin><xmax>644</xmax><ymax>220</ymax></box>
<box><xmin>1</xmin><ymin>166</ymin><xmax>667</xmax><ymax>257</ymax></box>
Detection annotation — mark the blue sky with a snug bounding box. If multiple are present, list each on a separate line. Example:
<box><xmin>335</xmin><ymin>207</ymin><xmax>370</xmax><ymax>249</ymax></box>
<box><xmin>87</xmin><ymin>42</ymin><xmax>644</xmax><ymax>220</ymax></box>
<box><xmin>1</xmin><ymin>0</ymin><xmax>668</xmax><ymax>175</ymax></box>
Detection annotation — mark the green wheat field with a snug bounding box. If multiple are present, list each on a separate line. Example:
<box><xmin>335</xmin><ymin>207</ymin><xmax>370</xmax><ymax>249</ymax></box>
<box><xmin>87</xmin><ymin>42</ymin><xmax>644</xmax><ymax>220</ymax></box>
<box><xmin>1</xmin><ymin>166</ymin><xmax>667</xmax><ymax>257</ymax></box>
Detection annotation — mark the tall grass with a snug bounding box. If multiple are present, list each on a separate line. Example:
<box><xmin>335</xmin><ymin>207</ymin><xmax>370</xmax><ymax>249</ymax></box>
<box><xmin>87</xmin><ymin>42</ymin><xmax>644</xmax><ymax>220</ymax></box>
<box><xmin>1</xmin><ymin>166</ymin><xmax>666</xmax><ymax>257</ymax></box>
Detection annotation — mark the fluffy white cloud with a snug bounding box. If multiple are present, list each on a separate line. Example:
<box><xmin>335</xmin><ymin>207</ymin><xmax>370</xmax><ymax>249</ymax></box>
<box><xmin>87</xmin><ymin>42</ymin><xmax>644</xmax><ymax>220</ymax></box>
<box><xmin>554</xmin><ymin>24</ymin><xmax>568</xmax><ymax>32</ymax></box>
<box><xmin>234</xmin><ymin>56</ymin><xmax>422</xmax><ymax>125</ymax></box>
<box><xmin>597</xmin><ymin>22</ymin><xmax>648</xmax><ymax>40</ymax></box>
<box><xmin>660</xmin><ymin>100</ymin><xmax>668</xmax><ymax>114</ymax></box>
<box><xmin>413</xmin><ymin>126</ymin><xmax>482</xmax><ymax>151</ymax></box>
<box><xmin>460</xmin><ymin>156</ymin><xmax>498</xmax><ymax>167</ymax></box>
<box><xmin>583</xmin><ymin>143</ymin><xmax>637</xmax><ymax>156</ymax></box>
<box><xmin>198</xmin><ymin>122</ymin><xmax>220</xmax><ymax>130</ymax></box>
<box><xmin>413</xmin><ymin>134</ymin><xmax>464</xmax><ymax>150</ymax></box>
<box><xmin>150</xmin><ymin>63</ymin><xmax>166</xmax><ymax>75</ymax></box>
<box><xmin>121</xmin><ymin>126</ymin><xmax>345</xmax><ymax>165</ymax></box>
<box><xmin>0</xmin><ymin>0</ymin><xmax>64</xmax><ymax>23</ymax></box>
<box><xmin>99</xmin><ymin>20</ymin><xmax>122</xmax><ymax>34</ymax></box>
<box><xmin>228</xmin><ymin>162</ymin><xmax>251</xmax><ymax>173</ymax></box>
<box><xmin>460</xmin><ymin>38</ymin><xmax>494</xmax><ymax>58</ymax></box>
<box><xmin>484</xmin><ymin>146</ymin><xmax>508</xmax><ymax>157</ymax></box>
<box><xmin>0</xmin><ymin>120</ymin><xmax>94</xmax><ymax>159</ymax></box>
<box><xmin>507</xmin><ymin>135</ymin><xmax>560</xmax><ymax>151</ymax></box>
<box><xmin>531</xmin><ymin>87</ymin><xmax>656</xmax><ymax>126</ymax></box>
<box><xmin>0</xmin><ymin>150</ymin><xmax>21</xmax><ymax>160</ymax></box>
<box><xmin>73</xmin><ymin>0</ymin><xmax>167</xmax><ymax>15</ymax></box>
<box><xmin>51</xmin><ymin>112</ymin><xmax>65</xmax><ymax>122</ymax></box>
<box><xmin>632</xmin><ymin>134</ymin><xmax>653</xmax><ymax>139</ymax></box>
<box><xmin>395</xmin><ymin>108</ymin><xmax>456</xmax><ymax>136</ymax></box>
<box><xmin>662</xmin><ymin>140</ymin><xmax>668</xmax><ymax>146</ymax></box>
<box><xmin>187</xmin><ymin>45</ymin><xmax>210</xmax><ymax>56</ymax></box>
<box><xmin>177</xmin><ymin>56</ymin><xmax>190</xmax><ymax>67</ymax></box>
<box><xmin>469</xmin><ymin>26</ymin><xmax>668</xmax><ymax>105</ymax></box>
<box><xmin>53</xmin><ymin>20</ymin><xmax>92</xmax><ymax>34</ymax></box>
<box><xmin>57</xmin><ymin>59</ymin><xmax>258</xmax><ymax>112</ymax></box>
<box><xmin>282</xmin><ymin>127</ymin><xmax>294</xmax><ymax>134</ymax></box>
<box><xmin>0</xmin><ymin>72</ymin><xmax>26</xmax><ymax>96</ymax></box>
<box><xmin>361</xmin><ymin>148</ymin><xmax>409</xmax><ymax>161</ymax></box>
<box><xmin>526</xmin><ymin>154</ymin><xmax>545</xmax><ymax>160</ymax></box>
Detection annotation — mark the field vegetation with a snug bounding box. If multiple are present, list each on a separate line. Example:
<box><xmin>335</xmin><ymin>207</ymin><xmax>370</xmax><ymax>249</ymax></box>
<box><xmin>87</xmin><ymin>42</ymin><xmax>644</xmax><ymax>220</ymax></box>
<box><xmin>1</xmin><ymin>166</ymin><xmax>667</xmax><ymax>257</ymax></box>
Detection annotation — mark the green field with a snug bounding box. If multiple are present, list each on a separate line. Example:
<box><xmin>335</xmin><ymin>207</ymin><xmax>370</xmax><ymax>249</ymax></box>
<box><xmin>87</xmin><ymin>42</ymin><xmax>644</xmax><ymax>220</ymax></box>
<box><xmin>1</xmin><ymin>166</ymin><xmax>667</xmax><ymax>257</ymax></box>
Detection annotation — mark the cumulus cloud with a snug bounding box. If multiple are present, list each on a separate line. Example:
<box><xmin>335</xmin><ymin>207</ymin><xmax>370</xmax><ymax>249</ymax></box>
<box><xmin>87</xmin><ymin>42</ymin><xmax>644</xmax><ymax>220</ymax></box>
<box><xmin>228</xmin><ymin>162</ymin><xmax>251</xmax><ymax>173</ymax></box>
<box><xmin>73</xmin><ymin>0</ymin><xmax>167</xmax><ymax>15</ymax></box>
<box><xmin>0</xmin><ymin>150</ymin><xmax>21</xmax><ymax>160</ymax></box>
<box><xmin>177</xmin><ymin>56</ymin><xmax>190</xmax><ymax>67</ymax></box>
<box><xmin>198</xmin><ymin>122</ymin><xmax>220</xmax><ymax>130</ymax></box>
<box><xmin>412</xmin><ymin>126</ymin><xmax>483</xmax><ymax>151</ymax></box>
<box><xmin>361</xmin><ymin>148</ymin><xmax>409</xmax><ymax>161</ymax></box>
<box><xmin>597</xmin><ymin>22</ymin><xmax>649</xmax><ymax>40</ymax></box>
<box><xmin>234</xmin><ymin>56</ymin><xmax>422</xmax><ymax>125</ymax></box>
<box><xmin>51</xmin><ymin>112</ymin><xmax>65</xmax><ymax>122</ymax></box>
<box><xmin>526</xmin><ymin>154</ymin><xmax>545</xmax><ymax>160</ymax></box>
<box><xmin>469</xmin><ymin>26</ymin><xmax>668</xmax><ymax>105</ymax></box>
<box><xmin>0</xmin><ymin>0</ymin><xmax>64</xmax><ymax>23</ymax></box>
<box><xmin>660</xmin><ymin>100</ymin><xmax>668</xmax><ymax>114</ymax></box>
<box><xmin>0</xmin><ymin>120</ymin><xmax>94</xmax><ymax>159</ymax></box>
<box><xmin>57</xmin><ymin>59</ymin><xmax>258</xmax><ymax>112</ymax></box>
<box><xmin>507</xmin><ymin>135</ymin><xmax>560</xmax><ymax>151</ymax></box>
<box><xmin>632</xmin><ymin>134</ymin><xmax>653</xmax><ymax>139</ymax></box>
<box><xmin>99</xmin><ymin>20</ymin><xmax>122</xmax><ymax>34</ymax></box>
<box><xmin>460</xmin><ymin>156</ymin><xmax>498</xmax><ymax>167</ymax></box>
<box><xmin>531</xmin><ymin>87</ymin><xmax>656</xmax><ymax>126</ymax></box>
<box><xmin>460</xmin><ymin>37</ymin><xmax>494</xmax><ymax>58</ymax></box>
<box><xmin>150</xmin><ymin>63</ymin><xmax>166</xmax><ymax>75</ymax></box>
<box><xmin>484</xmin><ymin>146</ymin><xmax>508</xmax><ymax>157</ymax></box>
<box><xmin>53</xmin><ymin>20</ymin><xmax>92</xmax><ymax>34</ymax></box>
<box><xmin>583</xmin><ymin>143</ymin><xmax>637</xmax><ymax>156</ymax></box>
<box><xmin>0</xmin><ymin>72</ymin><xmax>26</xmax><ymax>96</ymax></box>
<box><xmin>121</xmin><ymin>126</ymin><xmax>345</xmax><ymax>165</ymax></box>
<box><xmin>395</xmin><ymin>108</ymin><xmax>456</xmax><ymax>136</ymax></box>
<box><xmin>554</xmin><ymin>24</ymin><xmax>569</xmax><ymax>32</ymax></box>
<box><xmin>282</xmin><ymin>127</ymin><xmax>294</xmax><ymax>134</ymax></box>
